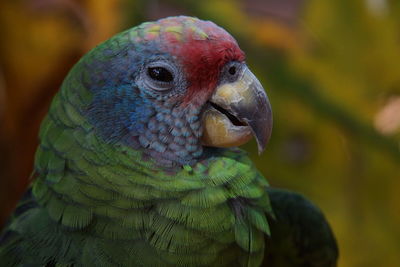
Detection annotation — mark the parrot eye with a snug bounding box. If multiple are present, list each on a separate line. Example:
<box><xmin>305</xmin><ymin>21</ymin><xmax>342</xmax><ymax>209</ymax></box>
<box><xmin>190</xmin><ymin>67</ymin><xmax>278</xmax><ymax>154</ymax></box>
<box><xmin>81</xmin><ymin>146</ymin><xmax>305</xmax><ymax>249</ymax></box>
<box><xmin>221</xmin><ymin>61</ymin><xmax>243</xmax><ymax>84</ymax></box>
<box><xmin>141</xmin><ymin>60</ymin><xmax>178</xmax><ymax>92</ymax></box>
<box><xmin>228</xmin><ymin>66</ymin><xmax>236</xmax><ymax>76</ymax></box>
<box><xmin>148</xmin><ymin>67</ymin><xmax>173</xmax><ymax>82</ymax></box>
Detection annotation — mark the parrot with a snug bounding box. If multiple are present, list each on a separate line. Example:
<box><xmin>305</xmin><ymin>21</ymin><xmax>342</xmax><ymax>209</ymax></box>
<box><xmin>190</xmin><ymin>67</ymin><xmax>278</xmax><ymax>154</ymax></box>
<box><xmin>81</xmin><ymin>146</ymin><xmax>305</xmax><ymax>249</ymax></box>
<box><xmin>0</xmin><ymin>16</ymin><xmax>338</xmax><ymax>266</ymax></box>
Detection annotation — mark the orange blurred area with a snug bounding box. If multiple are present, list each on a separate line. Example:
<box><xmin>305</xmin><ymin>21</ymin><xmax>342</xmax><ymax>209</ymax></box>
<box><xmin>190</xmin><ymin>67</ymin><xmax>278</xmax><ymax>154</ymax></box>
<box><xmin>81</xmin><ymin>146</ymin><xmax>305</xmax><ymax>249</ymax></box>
<box><xmin>1</xmin><ymin>0</ymin><xmax>400</xmax><ymax>266</ymax></box>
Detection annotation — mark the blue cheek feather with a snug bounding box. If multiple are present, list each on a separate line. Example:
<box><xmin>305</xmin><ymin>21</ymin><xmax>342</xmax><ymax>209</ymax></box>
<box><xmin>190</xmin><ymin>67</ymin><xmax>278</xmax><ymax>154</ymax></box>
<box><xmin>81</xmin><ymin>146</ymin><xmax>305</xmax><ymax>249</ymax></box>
<box><xmin>84</xmin><ymin>40</ymin><xmax>204</xmax><ymax>166</ymax></box>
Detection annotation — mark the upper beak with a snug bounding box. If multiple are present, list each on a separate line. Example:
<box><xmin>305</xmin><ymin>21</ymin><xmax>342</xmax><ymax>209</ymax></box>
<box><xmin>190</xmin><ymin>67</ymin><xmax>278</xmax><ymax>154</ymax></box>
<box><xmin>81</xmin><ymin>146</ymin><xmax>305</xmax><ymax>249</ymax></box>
<box><xmin>202</xmin><ymin>66</ymin><xmax>273</xmax><ymax>153</ymax></box>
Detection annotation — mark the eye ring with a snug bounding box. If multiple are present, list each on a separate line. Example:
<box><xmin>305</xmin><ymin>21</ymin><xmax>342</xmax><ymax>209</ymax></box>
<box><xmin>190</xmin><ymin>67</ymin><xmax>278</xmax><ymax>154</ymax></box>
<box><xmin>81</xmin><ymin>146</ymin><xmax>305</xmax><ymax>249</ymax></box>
<box><xmin>222</xmin><ymin>61</ymin><xmax>243</xmax><ymax>84</ymax></box>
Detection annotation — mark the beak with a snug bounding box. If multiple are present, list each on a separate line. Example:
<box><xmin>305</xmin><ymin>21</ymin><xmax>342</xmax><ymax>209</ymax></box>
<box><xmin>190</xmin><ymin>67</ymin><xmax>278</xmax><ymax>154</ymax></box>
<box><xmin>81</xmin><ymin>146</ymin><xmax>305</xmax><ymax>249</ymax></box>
<box><xmin>202</xmin><ymin>66</ymin><xmax>273</xmax><ymax>153</ymax></box>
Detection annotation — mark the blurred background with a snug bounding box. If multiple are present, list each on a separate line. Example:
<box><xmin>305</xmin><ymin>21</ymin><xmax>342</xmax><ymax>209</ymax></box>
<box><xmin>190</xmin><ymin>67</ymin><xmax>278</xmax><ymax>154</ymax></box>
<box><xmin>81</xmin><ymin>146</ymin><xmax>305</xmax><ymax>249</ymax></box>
<box><xmin>1</xmin><ymin>0</ymin><xmax>400</xmax><ymax>266</ymax></box>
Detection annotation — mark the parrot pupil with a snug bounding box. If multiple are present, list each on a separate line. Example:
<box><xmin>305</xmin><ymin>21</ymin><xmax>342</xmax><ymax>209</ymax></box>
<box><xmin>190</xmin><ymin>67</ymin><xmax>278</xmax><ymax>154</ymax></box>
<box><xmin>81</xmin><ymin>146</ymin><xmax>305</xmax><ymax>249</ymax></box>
<box><xmin>228</xmin><ymin>66</ymin><xmax>236</xmax><ymax>75</ymax></box>
<box><xmin>148</xmin><ymin>67</ymin><xmax>173</xmax><ymax>82</ymax></box>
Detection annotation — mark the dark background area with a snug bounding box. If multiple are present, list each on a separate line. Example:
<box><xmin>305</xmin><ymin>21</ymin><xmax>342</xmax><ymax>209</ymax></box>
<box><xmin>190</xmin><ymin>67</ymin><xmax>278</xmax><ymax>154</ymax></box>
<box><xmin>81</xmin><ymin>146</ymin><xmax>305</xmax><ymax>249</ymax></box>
<box><xmin>1</xmin><ymin>0</ymin><xmax>400</xmax><ymax>266</ymax></box>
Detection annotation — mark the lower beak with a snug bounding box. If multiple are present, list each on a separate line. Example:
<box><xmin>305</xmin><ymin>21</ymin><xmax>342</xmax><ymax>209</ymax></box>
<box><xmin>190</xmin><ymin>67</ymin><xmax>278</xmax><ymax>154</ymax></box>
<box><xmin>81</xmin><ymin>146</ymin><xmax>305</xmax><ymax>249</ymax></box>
<box><xmin>201</xmin><ymin>66</ymin><xmax>273</xmax><ymax>153</ymax></box>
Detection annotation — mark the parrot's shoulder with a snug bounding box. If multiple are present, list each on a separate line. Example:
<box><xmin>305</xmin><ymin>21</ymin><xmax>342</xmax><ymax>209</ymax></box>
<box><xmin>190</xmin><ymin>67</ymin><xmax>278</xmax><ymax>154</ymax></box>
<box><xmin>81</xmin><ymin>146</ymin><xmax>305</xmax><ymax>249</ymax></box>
<box><xmin>263</xmin><ymin>188</ymin><xmax>339</xmax><ymax>266</ymax></box>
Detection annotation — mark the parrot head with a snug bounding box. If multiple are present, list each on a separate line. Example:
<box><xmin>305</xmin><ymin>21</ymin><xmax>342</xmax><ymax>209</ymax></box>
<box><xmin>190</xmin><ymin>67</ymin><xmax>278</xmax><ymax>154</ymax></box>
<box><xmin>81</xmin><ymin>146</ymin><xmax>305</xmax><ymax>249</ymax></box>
<box><xmin>78</xmin><ymin>16</ymin><xmax>272</xmax><ymax>166</ymax></box>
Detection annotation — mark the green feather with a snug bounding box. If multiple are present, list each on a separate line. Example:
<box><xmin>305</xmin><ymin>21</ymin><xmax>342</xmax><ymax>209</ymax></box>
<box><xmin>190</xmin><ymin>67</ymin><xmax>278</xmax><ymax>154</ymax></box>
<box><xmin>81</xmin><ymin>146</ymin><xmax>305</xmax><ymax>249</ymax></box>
<box><xmin>78</xmin><ymin>182</ymin><xmax>115</xmax><ymax>202</ymax></box>
<box><xmin>156</xmin><ymin>200</ymin><xmax>235</xmax><ymax>231</ymax></box>
<box><xmin>46</xmin><ymin>194</ymin><xmax>66</xmax><ymax>222</ymax></box>
<box><xmin>180</xmin><ymin>186</ymin><xmax>228</xmax><ymax>208</ymax></box>
<box><xmin>61</xmin><ymin>204</ymin><xmax>93</xmax><ymax>229</ymax></box>
<box><xmin>63</xmin><ymin>100</ymin><xmax>85</xmax><ymax>126</ymax></box>
<box><xmin>90</xmin><ymin>218</ymin><xmax>141</xmax><ymax>240</ymax></box>
<box><xmin>247</xmin><ymin>207</ymin><xmax>270</xmax><ymax>235</ymax></box>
